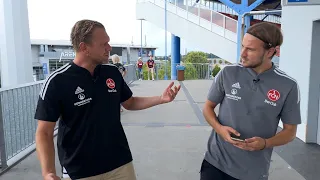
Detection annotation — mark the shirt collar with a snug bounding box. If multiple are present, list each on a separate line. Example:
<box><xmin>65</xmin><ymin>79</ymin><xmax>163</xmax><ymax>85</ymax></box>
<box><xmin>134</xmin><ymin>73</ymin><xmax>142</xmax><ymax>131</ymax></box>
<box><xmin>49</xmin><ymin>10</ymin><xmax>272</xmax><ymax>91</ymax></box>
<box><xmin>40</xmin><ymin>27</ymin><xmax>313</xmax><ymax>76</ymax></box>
<box><xmin>70</xmin><ymin>61</ymin><xmax>101</xmax><ymax>78</ymax></box>
<box><xmin>246</xmin><ymin>62</ymin><xmax>276</xmax><ymax>79</ymax></box>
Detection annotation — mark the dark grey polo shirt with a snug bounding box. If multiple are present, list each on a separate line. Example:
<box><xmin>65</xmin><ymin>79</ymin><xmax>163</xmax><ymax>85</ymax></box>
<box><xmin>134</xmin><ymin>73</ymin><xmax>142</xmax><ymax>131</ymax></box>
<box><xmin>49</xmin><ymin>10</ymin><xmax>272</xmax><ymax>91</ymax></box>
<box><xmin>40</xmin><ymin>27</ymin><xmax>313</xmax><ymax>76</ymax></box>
<box><xmin>205</xmin><ymin>63</ymin><xmax>301</xmax><ymax>180</ymax></box>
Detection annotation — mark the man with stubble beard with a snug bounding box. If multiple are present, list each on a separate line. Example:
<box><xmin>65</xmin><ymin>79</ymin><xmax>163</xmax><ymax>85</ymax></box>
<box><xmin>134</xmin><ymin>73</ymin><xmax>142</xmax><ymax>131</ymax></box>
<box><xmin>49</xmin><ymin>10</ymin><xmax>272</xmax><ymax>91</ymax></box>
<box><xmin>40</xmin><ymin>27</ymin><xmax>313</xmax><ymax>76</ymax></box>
<box><xmin>200</xmin><ymin>22</ymin><xmax>301</xmax><ymax>180</ymax></box>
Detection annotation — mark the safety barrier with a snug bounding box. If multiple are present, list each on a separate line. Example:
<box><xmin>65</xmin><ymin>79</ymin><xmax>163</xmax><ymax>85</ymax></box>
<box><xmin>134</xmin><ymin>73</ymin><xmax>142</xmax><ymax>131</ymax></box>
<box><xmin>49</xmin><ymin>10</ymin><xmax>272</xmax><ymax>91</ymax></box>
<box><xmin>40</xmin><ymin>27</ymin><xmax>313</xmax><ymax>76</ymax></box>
<box><xmin>0</xmin><ymin>64</ymin><xmax>137</xmax><ymax>172</ymax></box>
<box><xmin>137</xmin><ymin>0</ymin><xmax>238</xmax><ymax>42</ymax></box>
<box><xmin>135</xmin><ymin>62</ymin><xmax>222</xmax><ymax>80</ymax></box>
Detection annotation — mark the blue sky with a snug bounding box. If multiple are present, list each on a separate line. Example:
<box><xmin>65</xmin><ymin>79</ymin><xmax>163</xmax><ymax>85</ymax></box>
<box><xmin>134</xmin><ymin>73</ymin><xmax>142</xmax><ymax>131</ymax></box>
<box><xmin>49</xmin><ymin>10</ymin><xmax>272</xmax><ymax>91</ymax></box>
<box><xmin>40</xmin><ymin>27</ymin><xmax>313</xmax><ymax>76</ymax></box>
<box><xmin>27</xmin><ymin>0</ymin><xmax>202</xmax><ymax>56</ymax></box>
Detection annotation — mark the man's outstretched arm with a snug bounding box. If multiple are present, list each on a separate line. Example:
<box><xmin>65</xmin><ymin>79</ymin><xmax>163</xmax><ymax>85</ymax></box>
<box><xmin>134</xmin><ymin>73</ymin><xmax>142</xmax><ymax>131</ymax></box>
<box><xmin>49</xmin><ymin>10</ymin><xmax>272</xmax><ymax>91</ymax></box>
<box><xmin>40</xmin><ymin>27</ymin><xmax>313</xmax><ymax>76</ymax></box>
<box><xmin>122</xmin><ymin>82</ymin><xmax>180</xmax><ymax>110</ymax></box>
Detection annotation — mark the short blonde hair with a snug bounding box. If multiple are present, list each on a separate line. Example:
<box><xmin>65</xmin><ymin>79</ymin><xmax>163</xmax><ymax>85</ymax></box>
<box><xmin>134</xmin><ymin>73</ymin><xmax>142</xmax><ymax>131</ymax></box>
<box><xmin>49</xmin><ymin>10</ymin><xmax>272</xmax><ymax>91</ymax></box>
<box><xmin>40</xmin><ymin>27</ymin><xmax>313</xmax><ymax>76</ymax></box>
<box><xmin>111</xmin><ymin>54</ymin><xmax>120</xmax><ymax>64</ymax></box>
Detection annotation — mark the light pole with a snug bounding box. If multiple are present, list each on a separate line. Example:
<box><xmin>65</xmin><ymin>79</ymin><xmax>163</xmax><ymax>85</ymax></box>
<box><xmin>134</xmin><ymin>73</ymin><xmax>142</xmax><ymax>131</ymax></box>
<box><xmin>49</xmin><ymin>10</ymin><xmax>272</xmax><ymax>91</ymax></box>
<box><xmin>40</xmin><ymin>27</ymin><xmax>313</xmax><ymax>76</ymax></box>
<box><xmin>164</xmin><ymin>0</ymin><xmax>168</xmax><ymax>80</ymax></box>
<box><xmin>140</xmin><ymin>19</ymin><xmax>144</xmax><ymax>58</ymax></box>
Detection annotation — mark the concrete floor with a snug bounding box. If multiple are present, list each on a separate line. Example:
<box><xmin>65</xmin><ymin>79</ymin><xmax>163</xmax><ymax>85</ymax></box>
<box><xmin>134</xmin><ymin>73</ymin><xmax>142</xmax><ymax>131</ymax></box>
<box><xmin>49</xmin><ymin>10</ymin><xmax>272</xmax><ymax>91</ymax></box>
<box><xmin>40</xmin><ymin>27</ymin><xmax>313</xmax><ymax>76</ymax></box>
<box><xmin>0</xmin><ymin>80</ymin><xmax>310</xmax><ymax>180</ymax></box>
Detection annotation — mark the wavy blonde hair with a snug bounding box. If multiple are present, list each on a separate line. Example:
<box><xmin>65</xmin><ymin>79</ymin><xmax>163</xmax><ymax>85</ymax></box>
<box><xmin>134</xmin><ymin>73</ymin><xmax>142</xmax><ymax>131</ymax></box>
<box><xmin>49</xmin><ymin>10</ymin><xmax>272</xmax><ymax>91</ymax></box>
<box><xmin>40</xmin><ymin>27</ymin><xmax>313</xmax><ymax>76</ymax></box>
<box><xmin>111</xmin><ymin>54</ymin><xmax>120</xmax><ymax>64</ymax></box>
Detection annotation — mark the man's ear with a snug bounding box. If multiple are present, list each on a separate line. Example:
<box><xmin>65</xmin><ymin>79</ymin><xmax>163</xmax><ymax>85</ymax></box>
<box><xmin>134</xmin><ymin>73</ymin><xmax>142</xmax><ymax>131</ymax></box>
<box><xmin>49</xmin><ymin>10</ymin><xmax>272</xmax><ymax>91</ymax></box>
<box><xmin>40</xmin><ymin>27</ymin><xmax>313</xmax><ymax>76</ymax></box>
<box><xmin>267</xmin><ymin>46</ymin><xmax>279</xmax><ymax>59</ymax></box>
<box><xmin>79</xmin><ymin>42</ymin><xmax>89</xmax><ymax>56</ymax></box>
<box><xmin>79</xmin><ymin>42</ymin><xmax>87</xmax><ymax>51</ymax></box>
<box><xmin>275</xmin><ymin>46</ymin><xmax>280</xmax><ymax>57</ymax></box>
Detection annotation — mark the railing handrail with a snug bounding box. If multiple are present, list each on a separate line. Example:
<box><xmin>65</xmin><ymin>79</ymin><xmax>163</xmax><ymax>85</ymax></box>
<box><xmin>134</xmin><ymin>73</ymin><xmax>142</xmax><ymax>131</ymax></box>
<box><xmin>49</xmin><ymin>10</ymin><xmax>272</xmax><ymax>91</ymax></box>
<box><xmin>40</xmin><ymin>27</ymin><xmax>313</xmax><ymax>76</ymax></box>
<box><xmin>143</xmin><ymin>0</ymin><xmax>238</xmax><ymax>24</ymax></box>
<box><xmin>196</xmin><ymin>0</ymin><xmax>281</xmax><ymax>24</ymax></box>
<box><xmin>0</xmin><ymin>81</ymin><xmax>44</xmax><ymax>92</ymax></box>
<box><xmin>138</xmin><ymin>0</ymin><xmax>238</xmax><ymax>36</ymax></box>
<box><xmin>137</xmin><ymin>0</ymin><xmax>280</xmax><ymax>24</ymax></box>
<box><xmin>197</xmin><ymin>3</ymin><xmax>237</xmax><ymax>23</ymax></box>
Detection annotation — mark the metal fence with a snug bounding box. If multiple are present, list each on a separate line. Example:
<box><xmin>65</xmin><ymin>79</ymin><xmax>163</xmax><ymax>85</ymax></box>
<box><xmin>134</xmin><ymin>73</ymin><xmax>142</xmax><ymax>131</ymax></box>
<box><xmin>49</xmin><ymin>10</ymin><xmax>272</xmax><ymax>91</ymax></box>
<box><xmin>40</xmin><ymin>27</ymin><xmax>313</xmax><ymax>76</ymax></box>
<box><xmin>135</xmin><ymin>62</ymin><xmax>221</xmax><ymax>80</ymax></box>
<box><xmin>137</xmin><ymin>0</ymin><xmax>238</xmax><ymax>42</ymax></box>
<box><xmin>0</xmin><ymin>64</ymin><xmax>137</xmax><ymax>171</ymax></box>
<box><xmin>123</xmin><ymin>64</ymin><xmax>138</xmax><ymax>85</ymax></box>
<box><xmin>138</xmin><ymin>0</ymin><xmax>281</xmax><ymax>25</ymax></box>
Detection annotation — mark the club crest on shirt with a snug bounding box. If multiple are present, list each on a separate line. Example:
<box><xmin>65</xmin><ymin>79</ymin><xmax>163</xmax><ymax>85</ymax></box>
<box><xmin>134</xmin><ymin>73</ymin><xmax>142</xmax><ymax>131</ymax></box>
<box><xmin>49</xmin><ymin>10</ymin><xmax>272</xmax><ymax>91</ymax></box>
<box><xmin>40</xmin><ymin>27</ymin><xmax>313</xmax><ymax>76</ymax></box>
<box><xmin>267</xmin><ymin>89</ymin><xmax>280</xmax><ymax>101</ymax></box>
<box><xmin>106</xmin><ymin>78</ymin><xmax>117</xmax><ymax>93</ymax></box>
<box><xmin>264</xmin><ymin>89</ymin><xmax>280</xmax><ymax>107</ymax></box>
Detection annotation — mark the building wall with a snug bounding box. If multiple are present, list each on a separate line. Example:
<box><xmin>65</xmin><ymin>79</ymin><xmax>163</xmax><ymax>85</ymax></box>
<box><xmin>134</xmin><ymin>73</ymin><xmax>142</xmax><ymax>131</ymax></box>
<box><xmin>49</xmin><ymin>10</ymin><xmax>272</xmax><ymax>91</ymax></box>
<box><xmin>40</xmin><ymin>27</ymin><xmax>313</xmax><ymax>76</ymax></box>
<box><xmin>30</xmin><ymin>44</ymin><xmax>156</xmax><ymax>80</ymax></box>
<box><xmin>130</xmin><ymin>49</ymin><xmax>140</xmax><ymax>62</ymax></box>
<box><xmin>280</xmin><ymin>5</ymin><xmax>320</xmax><ymax>143</ymax></box>
<box><xmin>108</xmin><ymin>47</ymin><xmax>154</xmax><ymax>64</ymax></box>
<box><xmin>31</xmin><ymin>45</ymin><xmax>40</xmax><ymax>64</ymax></box>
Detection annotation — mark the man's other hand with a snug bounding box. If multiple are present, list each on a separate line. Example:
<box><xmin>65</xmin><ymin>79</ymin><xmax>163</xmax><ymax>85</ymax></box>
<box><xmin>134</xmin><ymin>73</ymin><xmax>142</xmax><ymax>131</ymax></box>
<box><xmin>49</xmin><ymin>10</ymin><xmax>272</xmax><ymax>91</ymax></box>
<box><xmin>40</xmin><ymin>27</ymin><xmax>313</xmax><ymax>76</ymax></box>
<box><xmin>233</xmin><ymin>137</ymin><xmax>266</xmax><ymax>151</ymax></box>
<box><xmin>160</xmin><ymin>82</ymin><xmax>181</xmax><ymax>104</ymax></box>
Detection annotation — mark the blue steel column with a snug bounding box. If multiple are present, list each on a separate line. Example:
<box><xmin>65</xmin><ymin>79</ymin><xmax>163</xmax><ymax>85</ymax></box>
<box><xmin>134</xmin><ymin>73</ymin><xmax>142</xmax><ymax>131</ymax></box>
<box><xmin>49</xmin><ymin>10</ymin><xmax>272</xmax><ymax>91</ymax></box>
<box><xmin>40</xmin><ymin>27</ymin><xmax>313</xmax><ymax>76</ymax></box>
<box><xmin>217</xmin><ymin>0</ymin><xmax>265</xmax><ymax>62</ymax></box>
<box><xmin>170</xmin><ymin>0</ymin><xmax>183</xmax><ymax>80</ymax></box>
<box><xmin>236</xmin><ymin>0</ymin><xmax>266</xmax><ymax>62</ymax></box>
<box><xmin>237</xmin><ymin>15</ymin><xmax>251</xmax><ymax>61</ymax></box>
<box><xmin>236</xmin><ymin>15</ymin><xmax>243</xmax><ymax>63</ymax></box>
<box><xmin>244</xmin><ymin>16</ymin><xmax>253</xmax><ymax>33</ymax></box>
<box><xmin>164</xmin><ymin>0</ymin><xmax>168</xmax><ymax>80</ymax></box>
<box><xmin>171</xmin><ymin>35</ymin><xmax>180</xmax><ymax>80</ymax></box>
<box><xmin>140</xmin><ymin>20</ymin><xmax>143</xmax><ymax>58</ymax></box>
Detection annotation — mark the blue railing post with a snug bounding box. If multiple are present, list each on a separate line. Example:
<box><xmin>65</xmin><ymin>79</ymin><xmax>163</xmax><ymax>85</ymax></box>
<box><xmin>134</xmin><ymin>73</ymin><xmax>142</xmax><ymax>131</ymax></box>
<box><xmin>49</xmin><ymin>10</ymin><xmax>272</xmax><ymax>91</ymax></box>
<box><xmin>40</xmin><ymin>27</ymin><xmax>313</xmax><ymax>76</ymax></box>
<box><xmin>139</xmin><ymin>19</ymin><xmax>143</xmax><ymax>59</ymax></box>
<box><xmin>164</xmin><ymin>0</ymin><xmax>168</xmax><ymax>80</ymax></box>
<box><xmin>236</xmin><ymin>14</ymin><xmax>243</xmax><ymax>63</ymax></box>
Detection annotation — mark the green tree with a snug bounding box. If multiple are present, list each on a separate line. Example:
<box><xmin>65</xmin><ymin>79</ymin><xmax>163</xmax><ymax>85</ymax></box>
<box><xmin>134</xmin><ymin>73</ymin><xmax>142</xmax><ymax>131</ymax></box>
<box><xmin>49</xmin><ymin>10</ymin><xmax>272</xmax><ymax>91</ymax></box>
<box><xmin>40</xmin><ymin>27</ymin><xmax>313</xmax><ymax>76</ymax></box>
<box><xmin>184</xmin><ymin>63</ymin><xmax>198</xmax><ymax>80</ymax></box>
<box><xmin>184</xmin><ymin>51</ymin><xmax>208</xmax><ymax>63</ymax></box>
<box><xmin>212</xmin><ymin>65</ymin><xmax>221</xmax><ymax>77</ymax></box>
<box><xmin>219</xmin><ymin>59</ymin><xmax>223</xmax><ymax>64</ymax></box>
<box><xmin>157</xmin><ymin>62</ymin><xmax>171</xmax><ymax>80</ymax></box>
<box><xmin>224</xmin><ymin>60</ymin><xmax>232</xmax><ymax>64</ymax></box>
<box><xmin>184</xmin><ymin>51</ymin><xmax>210</xmax><ymax>79</ymax></box>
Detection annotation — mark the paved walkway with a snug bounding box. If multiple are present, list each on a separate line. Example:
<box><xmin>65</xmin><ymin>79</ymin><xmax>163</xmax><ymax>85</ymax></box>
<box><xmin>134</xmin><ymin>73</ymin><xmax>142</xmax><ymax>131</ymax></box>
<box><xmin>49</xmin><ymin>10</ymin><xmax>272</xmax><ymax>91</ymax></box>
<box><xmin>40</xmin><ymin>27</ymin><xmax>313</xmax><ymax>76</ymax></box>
<box><xmin>0</xmin><ymin>80</ymin><xmax>314</xmax><ymax>180</ymax></box>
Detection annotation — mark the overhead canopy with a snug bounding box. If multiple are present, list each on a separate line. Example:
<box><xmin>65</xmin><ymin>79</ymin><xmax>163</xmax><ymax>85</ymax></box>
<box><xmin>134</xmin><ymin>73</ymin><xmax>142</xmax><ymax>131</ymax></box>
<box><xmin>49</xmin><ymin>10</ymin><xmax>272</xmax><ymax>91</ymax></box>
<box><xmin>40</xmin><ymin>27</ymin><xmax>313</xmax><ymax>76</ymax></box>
<box><xmin>205</xmin><ymin>0</ymin><xmax>281</xmax><ymax>11</ymax></box>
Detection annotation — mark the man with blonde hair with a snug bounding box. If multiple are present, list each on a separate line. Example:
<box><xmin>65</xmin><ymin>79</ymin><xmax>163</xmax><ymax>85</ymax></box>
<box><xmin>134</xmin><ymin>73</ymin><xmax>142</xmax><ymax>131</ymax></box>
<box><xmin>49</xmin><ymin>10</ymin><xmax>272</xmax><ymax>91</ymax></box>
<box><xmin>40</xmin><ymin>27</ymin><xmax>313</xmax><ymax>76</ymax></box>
<box><xmin>112</xmin><ymin>54</ymin><xmax>126</xmax><ymax>78</ymax></box>
<box><xmin>35</xmin><ymin>19</ymin><xmax>181</xmax><ymax>180</ymax></box>
<box><xmin>112</xmin><ymin>54</ymin><xmax>127</xmax><ymax>112</ymax></box>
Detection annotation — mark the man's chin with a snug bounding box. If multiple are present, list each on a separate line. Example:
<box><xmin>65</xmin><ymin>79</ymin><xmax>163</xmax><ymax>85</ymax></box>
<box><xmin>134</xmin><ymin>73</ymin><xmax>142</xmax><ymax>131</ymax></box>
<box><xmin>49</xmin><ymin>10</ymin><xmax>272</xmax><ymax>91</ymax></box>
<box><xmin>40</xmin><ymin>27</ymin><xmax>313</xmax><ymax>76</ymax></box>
<box><xmin>240</xmin><ymin>61</ymin><xmax>251</xmax><ymax>68</ymax></box>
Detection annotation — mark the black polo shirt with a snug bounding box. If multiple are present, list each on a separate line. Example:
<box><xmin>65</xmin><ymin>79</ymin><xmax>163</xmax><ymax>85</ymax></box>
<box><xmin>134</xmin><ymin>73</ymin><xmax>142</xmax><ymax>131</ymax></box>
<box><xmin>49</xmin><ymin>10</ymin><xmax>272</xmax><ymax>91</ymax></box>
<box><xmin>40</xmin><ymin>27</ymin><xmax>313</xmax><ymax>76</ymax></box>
<box><xmin>34</xmin><ymin>62</ymin><xmax>133</xmax><ymax>179</ymax></box>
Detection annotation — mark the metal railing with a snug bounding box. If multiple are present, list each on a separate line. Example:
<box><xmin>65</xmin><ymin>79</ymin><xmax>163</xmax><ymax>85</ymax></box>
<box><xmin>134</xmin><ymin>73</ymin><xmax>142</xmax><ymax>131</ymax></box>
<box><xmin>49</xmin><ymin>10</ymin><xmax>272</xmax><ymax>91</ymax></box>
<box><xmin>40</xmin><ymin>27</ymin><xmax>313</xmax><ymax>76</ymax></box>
<box><xmin>123</xmin><ymin>64</ymin><xmax>138</xmax><ymax>85</ymax></box>
<box><xmin>134</xmin><ymin>62</ymin><xmax>224</xmax><ymax>80</ymax></box>
<box><xmin>0</xmin><ymin>64</ymin><xmax>137</xmax><ymax>171</ymax></box>
<box><xmin>137</xmin><ymin>0</ymin><xmax>238</xmax><ymax>42</ymax></box>
<box><xmin>137</xmin><ymin>0</ymin><xmax>281</xmax><ymax>34</ymax></box>
<box><xmin>195</xmin><ymin>0</ymin><xmax>281</xmax><ymax>24</ymax></box>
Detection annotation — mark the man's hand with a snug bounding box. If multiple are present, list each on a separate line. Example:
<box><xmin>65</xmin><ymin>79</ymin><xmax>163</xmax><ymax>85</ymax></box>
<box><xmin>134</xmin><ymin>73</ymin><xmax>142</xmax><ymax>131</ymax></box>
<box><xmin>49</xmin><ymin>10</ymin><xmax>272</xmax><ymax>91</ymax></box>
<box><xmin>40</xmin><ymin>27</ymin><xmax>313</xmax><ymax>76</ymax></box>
<box><xmin>160</xmin><ymin>82</ymin><xmax>181</xmax><ymax>104</ymax></box>
<box><xmin>233</xmin><ymin>137</ymin><xmax>266</xmax><ymax>151</ymax></box>
<box><xmin>44</xmin><ymin>173</ymin><xmax>60</xmax><ymax>180</ymax></box>
<box><xmin>217</xmin><ymin>126</ymin><xmax>241</xmax><ymax>145</ymax></box>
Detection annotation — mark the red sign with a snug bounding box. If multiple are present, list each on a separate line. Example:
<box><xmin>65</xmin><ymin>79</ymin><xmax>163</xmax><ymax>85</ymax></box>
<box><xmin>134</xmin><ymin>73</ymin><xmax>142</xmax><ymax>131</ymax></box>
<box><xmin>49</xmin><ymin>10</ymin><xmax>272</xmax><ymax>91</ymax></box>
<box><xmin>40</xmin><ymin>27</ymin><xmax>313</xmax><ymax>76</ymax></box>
<box><xmin>267</xmin><ymin>89</ymin><xmax>280</xmax><ymax>101</ymax></box>
<box><xmin>106</xmin><ymin>78</ymin><xmax>115</xmax><ymax>89</ymax></box>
